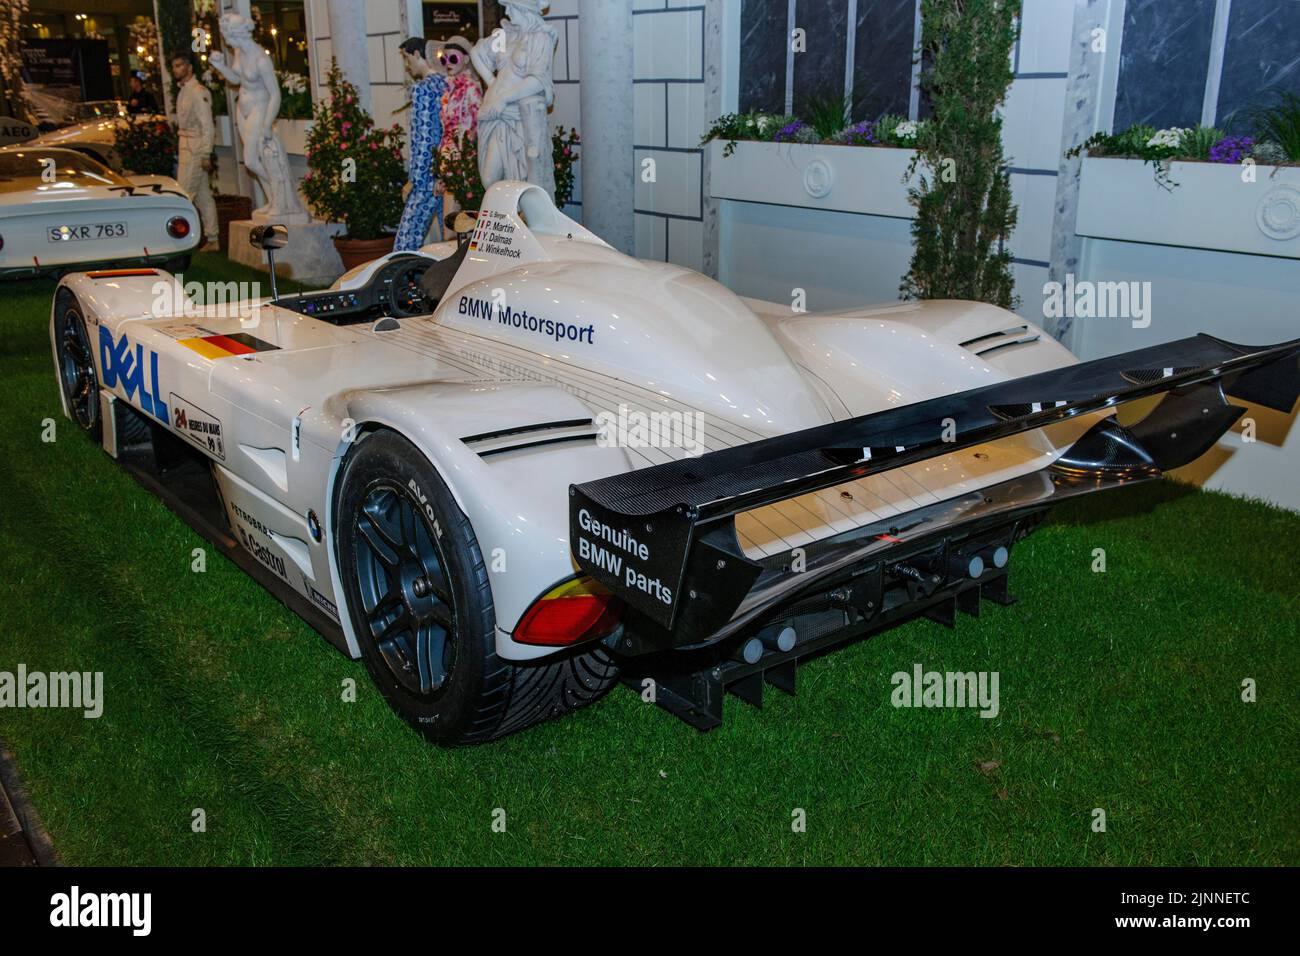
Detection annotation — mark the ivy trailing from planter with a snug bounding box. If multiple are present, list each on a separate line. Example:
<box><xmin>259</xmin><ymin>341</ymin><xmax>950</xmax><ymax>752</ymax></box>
<box><xmin>901</xmin><ymin>0</ymin><xmax>1019</xmax><ymax>309</ymax></box>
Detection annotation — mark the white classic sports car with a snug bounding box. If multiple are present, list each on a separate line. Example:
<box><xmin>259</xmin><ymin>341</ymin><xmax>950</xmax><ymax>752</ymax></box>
<box><xmin>2</xmin><ymin>146</ymin><xmax>199</xmax><ymax>279</ymax></box>
<box><xmin>50</xmin><ymin>181</ymin><xmax>1299</xmax><ymax>744</ymax></box>
<box><xmin>30</xmin><ymin>101</ymin><xmax>162</xmax><ymax>171</ymax></box>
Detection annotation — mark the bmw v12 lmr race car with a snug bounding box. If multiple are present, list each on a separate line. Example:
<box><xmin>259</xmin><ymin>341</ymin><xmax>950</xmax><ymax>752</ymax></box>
<box><xmin>51</xmin><ymin>181</ymin><xmax>1300</xmax><ymax>745</ymax></box>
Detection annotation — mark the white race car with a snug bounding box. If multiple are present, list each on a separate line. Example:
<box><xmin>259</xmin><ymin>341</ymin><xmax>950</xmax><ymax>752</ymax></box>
<box><xmin>2</xmin><ymin>146</ymin><xmax>199</xmax><ymax>279</ymax></box>
<box><xmin>49</xmin><ymin>181</ymin><xmax>1299</xmax><ymax>744</ymax></box>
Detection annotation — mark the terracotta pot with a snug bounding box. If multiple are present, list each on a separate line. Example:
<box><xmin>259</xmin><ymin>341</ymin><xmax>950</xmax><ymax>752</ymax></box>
<box><xmin>214</xmin><ymin>194</ymin><xmax>252</xmax><ymax>252</ymax></box>
<box><xmin>333</xmin><ymin>234</ymin><xmax>396</xmax><ymax>272</ymax></box>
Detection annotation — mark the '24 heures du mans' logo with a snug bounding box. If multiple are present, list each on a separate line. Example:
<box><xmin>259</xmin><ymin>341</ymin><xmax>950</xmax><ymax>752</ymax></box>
<box><xmin>98</xmin><ymin>326</ymin><xmax>168</xmax><ymax>424</ymax></box>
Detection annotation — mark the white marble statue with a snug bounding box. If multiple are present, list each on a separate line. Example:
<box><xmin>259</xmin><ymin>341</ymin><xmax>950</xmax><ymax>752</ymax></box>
<box><xmin>471</xmin><ymin>0</ymin><xmax>557</xmax><ymax>198</ymax></box>
<box><xmin>210</xmin><ymin>12</ymin><xmax>309</xmax><ymax>224</ymax></box>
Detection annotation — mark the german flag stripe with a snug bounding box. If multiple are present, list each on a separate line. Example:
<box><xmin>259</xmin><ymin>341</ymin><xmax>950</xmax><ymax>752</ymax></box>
<box><xmin>178</xmin><ymin>333</ymin><xmax>279</xmax><ymax>360</ymax></box>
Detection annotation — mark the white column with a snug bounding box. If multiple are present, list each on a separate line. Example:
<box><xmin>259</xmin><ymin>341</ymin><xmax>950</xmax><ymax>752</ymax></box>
<box><xmin>327</xmin><ymin>0</ymin><xmax>372</xmax><ymax>114</ymax></box>
<box><xmin>578</xmin><ymin>0</ymin><xmax>634</xmax><ymax>254</ymax></box>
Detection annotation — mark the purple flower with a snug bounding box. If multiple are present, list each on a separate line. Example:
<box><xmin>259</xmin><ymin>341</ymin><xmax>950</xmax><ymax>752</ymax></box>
<box><xmin>774</xmin><ymin>120</ymin><xmax>806</xmax><ymax>142</ymax></box>
<box><xmin>1209</xmin><ymin>135</ymin><xmax>1254</xmax><ymax>164</ymax></box>
<box><xmin>838</xmin><ymin>120</ymin><xmax>878</xmax><ymax>145</ymax></box>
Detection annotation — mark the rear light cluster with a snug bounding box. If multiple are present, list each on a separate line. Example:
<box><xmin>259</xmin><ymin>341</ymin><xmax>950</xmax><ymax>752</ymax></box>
<box><xmin>514</xmin><ymin>576</ymin><xmax>622</xmax><ymax>647</ymax></box>
<box><xmin>166</xmin><ymin>216</ymin><xmax>191</xmax><ymax>239</ymax></box>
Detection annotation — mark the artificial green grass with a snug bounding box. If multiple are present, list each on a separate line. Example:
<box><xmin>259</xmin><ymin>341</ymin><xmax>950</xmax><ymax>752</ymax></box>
<box><xmin>0</xmin><ymin>254</ymin><xmax>1296</xmax><ymax>865</ymax></box>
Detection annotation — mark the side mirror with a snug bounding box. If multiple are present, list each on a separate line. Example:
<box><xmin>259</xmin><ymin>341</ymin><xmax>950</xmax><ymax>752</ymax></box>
<box><xmin>249</xmin><ymin>223</ymin><xmax>288</xmax><ymax>250</ymax></box>
<box><xmin>248</xmin><ymin>223</ymin><xmax>288</xmax><ymax>301</ymax></box>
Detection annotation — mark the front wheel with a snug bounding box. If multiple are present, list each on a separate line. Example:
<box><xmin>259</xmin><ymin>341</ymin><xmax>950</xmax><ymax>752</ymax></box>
<box><xmin>333</xmin><ymin>429</ymin><xmax>619</xmax><ymax>746</ymax></box>
<box><xmin>54</xmin><ymin>292</ymin><xmax>101</xmax><ymax>441</ymax></box>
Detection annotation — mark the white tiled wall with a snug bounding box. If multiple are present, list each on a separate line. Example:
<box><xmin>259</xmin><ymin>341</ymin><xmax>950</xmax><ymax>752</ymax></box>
<box><xmin>630</xmin><ymin>0</ymin><xmax>709</xmax><ymax>271</ymax></box>
<box><xmin>546</xmin><ymin>0</ymin><xmax>582</xmax><ymax>210</ymax></box>
<box><xmin>999</xmin><ymin>0</ymin><xmax>1076</xmax><ymax>316</ymax></box>
<box><xmin>306</xmin><ymin>0</ymin><xmax>413</xmax><ymax>134</ymax></box>
<box><xmin>556</xmin><ymin>0</ymin><xmax>708</xmax><ymax>271</ymax></box>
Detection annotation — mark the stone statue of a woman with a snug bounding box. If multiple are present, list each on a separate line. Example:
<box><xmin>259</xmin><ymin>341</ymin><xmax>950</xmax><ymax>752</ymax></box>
<box><xmin>470</xmin><ymin>0</ymin><xmax>557</xmax><ymax>198</ymax></box>
<box><xmin>210</xmin><ymin>12</ymin><xmax>309</xmax><ymax>223</ymax></box>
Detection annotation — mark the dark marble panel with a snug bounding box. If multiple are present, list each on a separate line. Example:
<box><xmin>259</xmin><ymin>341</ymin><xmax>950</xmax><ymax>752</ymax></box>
<box><xmin>1216</xmin><ymin>0</ymin><xmax>1300</xmax><ymax>131</ymax></box>
<box><xmin>739</xmin><ymin>0</ymin><xmax>789</xmax><ymax>113</ymax></box>
<box><xmin>852</xmin><ymin>0</ymin><xmax>916</xmax><ymax>121</ymax></box>
<box><xmin>1113</xmin><ymin>0</ymin><xmax>1217</xmax><ymax>130</ymax></box>
<box><xmin>792</xmin><ymin>0</ymin><xmax>850</xmax><ymax>113</ymax></box>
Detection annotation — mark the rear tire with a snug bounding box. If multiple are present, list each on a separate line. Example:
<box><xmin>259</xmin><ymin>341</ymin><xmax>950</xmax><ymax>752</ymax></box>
<box><xmin>333</xmin><ymin>429</ymin><xmax>619</xmax><ymax>746</ymax></box>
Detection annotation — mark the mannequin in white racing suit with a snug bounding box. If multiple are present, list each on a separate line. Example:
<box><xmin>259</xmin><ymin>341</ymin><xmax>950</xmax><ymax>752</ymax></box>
<box><xmin>170</xmin><ymin>52</ymin><xmax>218</xmax><ymax>247</ymax></box>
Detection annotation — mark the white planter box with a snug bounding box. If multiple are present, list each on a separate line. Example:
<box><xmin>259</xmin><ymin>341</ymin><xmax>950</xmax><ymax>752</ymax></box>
<box><xmin>1076</xmin><ymin>155</ymin><xmax>1300</xmax><ymax>259</ymax></box>
<box><xmin>214</xmin><ymin>114</ymin><xmax>232</xmax><ymax>148</ymax></box>
<box><xmin>707</xmin><ymin>139</ymin><xmax>921</xmax><ymax>219</ymax></box>
<box><xmin>274</xmin><ymin>118</ymin><xmax>312</xmax><ymax>156</ymax></box>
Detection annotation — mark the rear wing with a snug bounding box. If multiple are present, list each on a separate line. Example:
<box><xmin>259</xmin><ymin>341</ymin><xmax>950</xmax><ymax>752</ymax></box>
<box><xmin>569</xmin><ymin>333</ymin><xmax>1299</xmax><ymax>640</ymax></box>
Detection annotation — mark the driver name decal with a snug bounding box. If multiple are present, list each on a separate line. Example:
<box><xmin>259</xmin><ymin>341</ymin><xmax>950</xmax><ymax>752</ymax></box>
<box><xmin>468</xmin><ymin>209</ymin><xmax>521</xmax><ymax>259</ymax></box>
<box><xmin>457</xmin><ymin>296</ymin><xmax>595</xmax><ymax>346</ymax></box>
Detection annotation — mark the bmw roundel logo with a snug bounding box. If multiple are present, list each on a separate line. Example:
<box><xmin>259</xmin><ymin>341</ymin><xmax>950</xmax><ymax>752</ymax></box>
<box><xmin>307</xmin><ymin>510</ymin><xmax>322</xmax><ymax>542</ymax></box>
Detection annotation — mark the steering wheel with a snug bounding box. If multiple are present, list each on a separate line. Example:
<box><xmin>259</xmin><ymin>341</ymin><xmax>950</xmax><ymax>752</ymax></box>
<box><xmin>386</xmin><ymin>260</ymin><xmax>434</xmax><ymax>318</ymax></box>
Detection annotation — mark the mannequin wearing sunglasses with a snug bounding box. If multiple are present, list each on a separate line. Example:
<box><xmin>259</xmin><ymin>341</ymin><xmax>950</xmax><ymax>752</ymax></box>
<box><xmin>434</xmin><ymin>36</ymin><xmax>482</xmax><ymax>148</ymax></box>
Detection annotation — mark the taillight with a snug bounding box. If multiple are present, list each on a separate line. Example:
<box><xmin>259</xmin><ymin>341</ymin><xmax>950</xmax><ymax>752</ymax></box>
<box><xmin>0</xmin><ymin>233</ymin><xmax>5</xmax><ymax>251</ymax></box>
<box><xmin>514</xmin><ymin>576</ymin><xmax>622</xmax><ymax>647</ymax></box>
<box><xmin>166</xmin><ymin>216</ymin><xmax>190</xmax><ymax>239</ymax></box>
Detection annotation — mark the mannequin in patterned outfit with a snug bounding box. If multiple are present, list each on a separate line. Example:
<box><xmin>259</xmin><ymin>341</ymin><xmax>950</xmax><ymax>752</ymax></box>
<box><xmin>435</xmin><ymin>36</ymin><xmax>482</xmax><ymax>146</ymax></box>
<box><xmin>395</xmin><ymin>37</ymin><xmax>448</xmax><ymax>251</ymax></box>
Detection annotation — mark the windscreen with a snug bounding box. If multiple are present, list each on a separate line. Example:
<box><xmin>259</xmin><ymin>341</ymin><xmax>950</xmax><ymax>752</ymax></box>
<box><xmin>0</xmin><ymin>150</ymin><xmax>131</xmax><ymax>194</ymax></box>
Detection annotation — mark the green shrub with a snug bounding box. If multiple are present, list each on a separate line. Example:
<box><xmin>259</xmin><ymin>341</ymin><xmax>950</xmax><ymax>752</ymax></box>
<box><xmin>1247</xmin><ymin>91</ymin><xmax>1300</xmax><ymax>161</ymax></box>
<box><xmin>901</xmin><ymin>0</ymin><xmax>1018</xmax><ymax>308</ymax></box>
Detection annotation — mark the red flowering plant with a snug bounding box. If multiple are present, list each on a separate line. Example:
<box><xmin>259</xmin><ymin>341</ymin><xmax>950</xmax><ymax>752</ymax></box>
<box><xmin>438</xmin><ymin>126</ymin><xmax>581</xmax><ymax>213</ymax></box>
<box><xmin>437</xmin><ymin>133</ymin><xmax>483</xmax><ymax>211</ymax></box>
<box><xmin>552</xmin><ymin>126</ymin><xmax>580</xmax><ymax>207</ymax></box>
<box><xmin>301</xmin><ymin>61</ymin><xmax>406</xmax><ymax>240</ymax></box>
<box><xmin>113</xmin><ymin>114</ymin><xmax>178</xmax><ymax>175</ymax></box>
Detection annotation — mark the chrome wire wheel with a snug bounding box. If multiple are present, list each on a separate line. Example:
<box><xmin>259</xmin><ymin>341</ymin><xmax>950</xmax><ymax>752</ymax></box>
<box><xmin>350</xmin><ymin>481</ymin><xmax>457</xmax><ymax>697</ymax></box>
<box><xmin>56</xmin><ymin>305</ymin><xmax>98</xmax><ymax>432</ymax></box>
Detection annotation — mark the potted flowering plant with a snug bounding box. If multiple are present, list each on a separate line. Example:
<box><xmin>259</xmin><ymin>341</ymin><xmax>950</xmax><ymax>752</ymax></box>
<box><xmin>1072</xmin><ymin>114</ymin><xmax>1300</xmax><ymax>258</ymax></box>
<box><xmin>438</xmin><ymin>127</ymin><xmax>581</xmax><ymax>217</ymax></box>
<box><xmin>277</xmin><ymin>70</ymin><xmax>311</xmax><ymax>120</ymax></box>
<box><xmin>301</xmin><ymin>62</ymin><xmax>406</xmax><ymax>269</ymax></box>
<box><xmin>437</xmin><ymin>134</ymin><xmax>483</xmax><ymax>212</ymax></box>
<box><xmin>112</xmin><ymin>114</ymin><xmax>177</xmax><ymax>176</ymax></box>
<box><xmin>552</xmin><ymin>126</ymin><xmax>580</xmax><ymax>207</ymax></box>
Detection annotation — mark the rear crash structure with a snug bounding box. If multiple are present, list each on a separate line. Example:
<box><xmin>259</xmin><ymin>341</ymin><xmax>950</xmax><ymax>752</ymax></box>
<box><xmin>570</xmin><ymin>334</ymin><xmax>1299</xmax><ymax>730</ymax></box>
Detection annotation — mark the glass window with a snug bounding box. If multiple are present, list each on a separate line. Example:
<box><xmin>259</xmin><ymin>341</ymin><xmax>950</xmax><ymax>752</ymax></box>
<box><xmin>0</xmin><ymin>149</ymin><xmax>131</xmax><ymax>192</ymax></box>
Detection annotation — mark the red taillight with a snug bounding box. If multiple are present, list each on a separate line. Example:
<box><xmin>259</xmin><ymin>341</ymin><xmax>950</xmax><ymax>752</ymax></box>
<box><xmin>166</xmin><ymin>216</ymin><xmax>190</xmax><ymax>239</ymax></box>
<box><xmin>514</xmin><ymin>577</ymin><xmax>622</xmax><ymax>647</ymax></box>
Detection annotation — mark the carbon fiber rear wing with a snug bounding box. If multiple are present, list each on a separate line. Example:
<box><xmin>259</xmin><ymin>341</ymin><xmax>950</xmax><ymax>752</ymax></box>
<box><xmin>569</xmin><ymin>334</ymin><xmax>1299</xmax><ymax>641</ymax></box>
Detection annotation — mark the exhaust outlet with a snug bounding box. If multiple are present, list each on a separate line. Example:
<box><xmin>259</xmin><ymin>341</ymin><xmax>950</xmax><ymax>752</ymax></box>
<box><xmin>762</xmin><ymin>625</ymin><xmax>797</xmax><ymax>653</ymax></box>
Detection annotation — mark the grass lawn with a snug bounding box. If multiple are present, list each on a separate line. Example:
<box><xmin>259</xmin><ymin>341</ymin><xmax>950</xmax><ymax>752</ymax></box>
<box><xmin>0</xmin><ymin>253</ymin><xmax>1296</xmax><ymax>865</ymax></box>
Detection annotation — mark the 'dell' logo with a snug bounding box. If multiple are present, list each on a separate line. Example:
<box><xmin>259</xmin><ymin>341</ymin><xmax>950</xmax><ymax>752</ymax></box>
<box><xmin>99</xmin><ymin>327</ymin><xmax>169</xmax><ymax>424</ymax></box>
